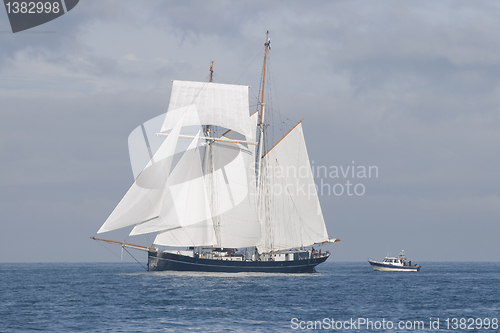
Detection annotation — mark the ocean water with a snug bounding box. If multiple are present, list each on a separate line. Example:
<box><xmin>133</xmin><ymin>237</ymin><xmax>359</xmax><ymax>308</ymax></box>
<box><xmin>1</xmin><ymin>262</ymin><xmax>499</xmax><ymax>332</ymax></box>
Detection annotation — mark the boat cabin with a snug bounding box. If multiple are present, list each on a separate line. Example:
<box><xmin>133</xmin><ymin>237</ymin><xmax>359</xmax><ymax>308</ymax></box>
<box><xmin>382</xmin><ymin>257</ymin><xmax>405</xmax><ymax>266</ymax></box>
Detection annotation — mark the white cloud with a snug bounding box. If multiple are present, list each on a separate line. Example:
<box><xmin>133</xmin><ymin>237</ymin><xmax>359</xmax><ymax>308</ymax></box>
<box><xmin>123</xmin><ymin>53</ymin><xmax>140</xmax><ymax>62</ymax></box>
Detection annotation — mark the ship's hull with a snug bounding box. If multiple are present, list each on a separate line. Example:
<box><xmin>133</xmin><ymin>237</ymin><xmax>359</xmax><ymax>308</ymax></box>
<box><xmin>368</xmin><ymin>260</ymin><xmax>421</xmax><ymax>272</ymax></box>
<box><xmin>148</xmin><ymin>251</ymin><xmax>329</xmax><ymax>273</ymax></box>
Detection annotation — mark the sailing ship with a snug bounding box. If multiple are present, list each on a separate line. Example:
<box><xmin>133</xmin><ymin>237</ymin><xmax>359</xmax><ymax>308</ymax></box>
<box><xmin>92</xmin><ymin>32</ymin><xmax>339</xmax><ymax>273</ymax></box>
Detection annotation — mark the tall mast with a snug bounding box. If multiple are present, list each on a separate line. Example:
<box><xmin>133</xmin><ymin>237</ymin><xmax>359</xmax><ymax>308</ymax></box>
<box><xmin>257</xmin><ymin>31</ymin><xmax>270</xmax><ymax>192</ymax></box>
<box><xmin>205</xmin><ymin>61</ymin><xmax>219</xmax><ymax>246</ymax></box>
<box><xmin>206</xmin><ymin>61</ymin><xmax>214</xmax><ymax>136</ymax></box>
<box><xmin>209</xmin><ymin>61</ymin><xmax>214</xmax><ymax>83</ymax></box>
<box><xmin>259</xmin><ymin>34</ymin><xmax>269</xmax><ymax>125</ymax></box>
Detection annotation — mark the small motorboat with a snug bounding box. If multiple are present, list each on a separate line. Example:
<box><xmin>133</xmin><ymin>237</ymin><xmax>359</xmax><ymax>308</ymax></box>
<box><xmin>368</xmin><ymin>250</ymin><xmax>421</xmax><ymax>272</ymax></box>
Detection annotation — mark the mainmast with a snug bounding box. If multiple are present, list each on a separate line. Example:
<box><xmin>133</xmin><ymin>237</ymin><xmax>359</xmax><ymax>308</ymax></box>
<box><xmin>257</xmin><ymin>31</ymin><xmax>270</xmax><ymax>192</ymax></box>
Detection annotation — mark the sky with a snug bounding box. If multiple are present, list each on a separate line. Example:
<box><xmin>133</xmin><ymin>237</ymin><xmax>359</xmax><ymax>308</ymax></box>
<box><xmin>1</xmin><ymin>0</ymin><xmax>499</xmax><ymax>263</ymax></box>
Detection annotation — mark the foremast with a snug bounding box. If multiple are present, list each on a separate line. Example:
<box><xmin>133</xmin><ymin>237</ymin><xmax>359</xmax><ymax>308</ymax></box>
<box><xmin>204</xmin><ymin>61</ymin><xmax>221</xmax><ymax>247</ymax></box>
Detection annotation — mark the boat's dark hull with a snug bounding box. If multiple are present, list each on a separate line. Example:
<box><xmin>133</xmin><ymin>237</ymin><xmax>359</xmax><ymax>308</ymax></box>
<box><xmin>148</xmin><ymin>251</ymin><xmax>329</xmax><ymax>273</ymax></box>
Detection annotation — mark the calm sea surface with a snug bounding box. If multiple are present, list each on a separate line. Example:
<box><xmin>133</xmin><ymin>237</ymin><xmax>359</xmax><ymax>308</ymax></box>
<box><xmin>1</xmin><ymin>262</ymin><xmax>499</xmax><ymax>332</ymax></box>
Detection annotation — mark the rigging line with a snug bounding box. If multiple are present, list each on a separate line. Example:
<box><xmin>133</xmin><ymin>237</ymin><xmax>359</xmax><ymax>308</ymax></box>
<box><xmin>235</xmin><ymin>46</ymin><xmax>265</xmax><ymax>84</ymax></box>
<box><xmin>94</xmin><ymin>239</ymin><xmax>122</xmax><ymax>260</ymax></box>
<box><xmin>266</xmin><ymin>53</ymin><xmax>276</xmax><ymax>149</ymax></box>
<box><xmin>123</xmin><ymin>247</ymin><xmax>148</xmax><ymax>271</ymax></box>
<box><xmin>145</xmin><ymin>233</ymin><xmax>152</xmax><ymax>246</ymax></box>
<box><xmin>269</xmin><ymin>58</ymin><xmax>288</xmax><ymax>145</ymax></box>
<box><xmin>249</xmin><ymin>87</ymin><xmax>259</xmax><ymax>103</ymax></box>
<box><xmin>268</xmin><ymin>59</ymin><xmax>283</xmax><ymax>134</ymax></box>
<box><xmin>160</xmin><ymin>224</ymin><xmax>184</xmax><ymax>247</ymax></box>
<box><xmin>212</xmin><ymin>73</ymin><xmax>231</xmax><ymax>84</ymax></box>
<box><xmin>203</xmin><ymin>73</ymin><xmax>211</xmax><ymax>82</ymax></box>
<box><xmin>269</xmin><ymin>60</ymin><xmax>280</xmax><ymax>111</ymax></box>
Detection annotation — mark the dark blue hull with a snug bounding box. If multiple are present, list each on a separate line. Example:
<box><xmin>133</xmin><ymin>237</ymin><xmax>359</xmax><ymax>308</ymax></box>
<box><xmin>148</xmin><ymin>251</ymin><xmax>329</xmax><ymax>273</ymax></box>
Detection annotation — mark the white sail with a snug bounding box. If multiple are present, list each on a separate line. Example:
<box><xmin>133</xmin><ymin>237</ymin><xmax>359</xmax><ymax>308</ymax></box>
<box><xmin>132</xmin><ymin>138</ymin><xmax>260</xmax><ymax>247</ymax></box>
<box><xmin>97</xmin><ymin>116</ymin><xmax>184</xmax><ymax>234</ymax></box>
<box><xmin>161</xmin><ymin>81</ymin><xmax>253</xmax><ymax>139</ymax></box>
<box><xmin>257</xmin><ymin>123</ymin><xmax>329</xmax><ymax>252</ymax></box>
<box><xmin>210</xmin><ymin>141</ymin><xmax>261</xmax><ymax>247</ymax></box>
<box><xmin>153</xmin><ymin>219</ymin><xmax>216</xmax><ymax>247</ymax></box>
<box><xmin>221</xmin><ymin>110</ymin><xmax>258</xmax><ymax>143</ymax></box>
<box><xmin>127</xmin><ymin>113</ymin><xmax>166</xmax><ymax>180</ymax></box>
<box><xmin>249</xmin><ymin>111</ymin><xmax>258</xmax><ymax>143</ymax></box>
<box><xmin>95</xmin><ymin>31</ymin><xmax>337</xmax><ymax>269</ymax></box>
<box><xmin>134</xmin><ymin>145</ymin><xmax>261</xmax><ymax>246</ymax></box>
<box><xmin>130</xmin><ymin>132</ymin><xmax>214</xmax><ymax>236</ymax></box>
<box><xmin>147</xmin><ymin>132</ymin><xmax>217</xmax><ymax>246</ymax></box>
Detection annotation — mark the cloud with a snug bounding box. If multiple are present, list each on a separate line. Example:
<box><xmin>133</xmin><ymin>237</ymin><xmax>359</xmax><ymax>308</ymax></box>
<box><xmin>124</xmin><ymin>53</ymin><xmax>139</xmax><ymax>62</ymax></box>
<box><xmin>2</xmin><ymin>1</ymin><xmax>500</xmax><ymax>261</ymax></box>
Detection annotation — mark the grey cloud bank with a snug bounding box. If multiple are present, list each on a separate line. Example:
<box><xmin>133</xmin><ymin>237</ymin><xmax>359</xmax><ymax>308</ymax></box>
<box><xmin>1</xmin><ymin>0</ymin><xmax>499</xmax><ymax>262</ymax></box>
